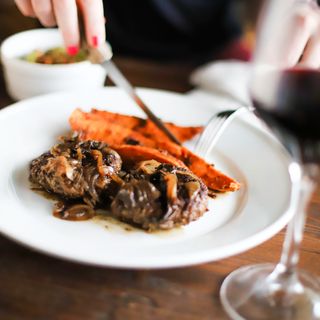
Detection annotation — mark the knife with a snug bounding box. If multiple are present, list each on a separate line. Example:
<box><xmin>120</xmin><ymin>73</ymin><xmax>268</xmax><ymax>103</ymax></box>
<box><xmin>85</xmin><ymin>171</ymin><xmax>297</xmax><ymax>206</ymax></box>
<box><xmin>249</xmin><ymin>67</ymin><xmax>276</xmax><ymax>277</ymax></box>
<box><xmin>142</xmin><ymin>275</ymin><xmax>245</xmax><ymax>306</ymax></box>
<box><xmin>104</xmin><ymin>59</ymin><xmax>182</xmax><ymax>145</ymax></box>
<box><xmin>77</xmin><ymin>13</ymin><xmax>181</xmax><ymax>145</ymax></box>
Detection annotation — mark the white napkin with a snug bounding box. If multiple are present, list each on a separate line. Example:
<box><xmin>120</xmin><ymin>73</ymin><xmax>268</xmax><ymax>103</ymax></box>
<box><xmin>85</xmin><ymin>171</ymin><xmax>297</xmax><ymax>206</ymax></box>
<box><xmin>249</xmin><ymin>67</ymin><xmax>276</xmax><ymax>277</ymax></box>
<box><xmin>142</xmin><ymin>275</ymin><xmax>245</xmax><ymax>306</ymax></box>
<box><xmin>189</xmin><ymin>60</ymin><xmax>252</xmax><ymax>107</ymax></box>
<box><xmin>187</xmin><ymin>60</ymin><xmax>273</xmax><ymax>135</ymax></box>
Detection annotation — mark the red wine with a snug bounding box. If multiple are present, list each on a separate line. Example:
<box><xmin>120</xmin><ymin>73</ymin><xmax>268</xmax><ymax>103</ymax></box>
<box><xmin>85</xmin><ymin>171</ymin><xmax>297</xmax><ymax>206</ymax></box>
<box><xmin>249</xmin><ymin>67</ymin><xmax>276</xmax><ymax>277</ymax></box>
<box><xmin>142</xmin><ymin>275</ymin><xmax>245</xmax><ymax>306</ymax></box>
<box><xmin>253</xmin><ymin>69</ymin><xmax>320</xmax><ymax>162</ymax></box>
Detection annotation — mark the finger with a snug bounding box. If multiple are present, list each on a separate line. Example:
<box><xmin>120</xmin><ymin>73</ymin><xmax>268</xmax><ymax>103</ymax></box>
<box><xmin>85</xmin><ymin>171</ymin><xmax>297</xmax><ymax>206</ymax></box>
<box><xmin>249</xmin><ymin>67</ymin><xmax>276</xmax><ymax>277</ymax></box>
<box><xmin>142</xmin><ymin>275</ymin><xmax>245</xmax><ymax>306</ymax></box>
<box><xmin>78</xmin><ymin>0</ymin><xmax>106</xmax><ymax>47</ymax></box>
<box><xmin>31</xmin><ymin>0</ymin><xmax>56</xmax><ymax>27</ymax></box>
<box><xmin>270</xmin><ymin>5</ymin><xmax>318</xmax><ymax>67</ymax></box>
<box><xmin>285</xmin><ymin>13</ymin><xmax>316</xmax><ymax>66</ymax></box>
<box><xmin>15</xmin><ymin>0</ymin><xmax>36</xmax><ymax>17</ymax></box>
<box><xmin>299</xmin><ymin>36</ymin><xmax>320</xmax><ymax>68</ymax></box>
<box><xmin>52</xmin><ymin>0</ymin><xmax>80</xmax><ymax>54</ymax></box>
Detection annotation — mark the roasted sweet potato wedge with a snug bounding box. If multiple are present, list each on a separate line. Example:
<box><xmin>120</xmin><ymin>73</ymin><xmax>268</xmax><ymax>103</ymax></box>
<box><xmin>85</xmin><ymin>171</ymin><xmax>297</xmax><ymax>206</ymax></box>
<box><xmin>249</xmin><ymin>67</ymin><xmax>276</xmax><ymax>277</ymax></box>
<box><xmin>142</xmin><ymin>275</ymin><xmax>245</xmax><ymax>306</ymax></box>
<box><xmin>70</xmin><ymin>109</ymin><xmax>157</xmax><ymax>147</ymax></box>
<box><xmin>69</xmin><ymin>109</ymin><xmax>240</xmax><ymax>192</ymax></box>
<box><xmin>71</xmin><ymin>108</ymin><xmax>202</xmax><ymax>143</ymax></box>
<box><xmin>155</xmin><ymin>141</ymin><xmax>240</xmax><ymax>192</ymax></box>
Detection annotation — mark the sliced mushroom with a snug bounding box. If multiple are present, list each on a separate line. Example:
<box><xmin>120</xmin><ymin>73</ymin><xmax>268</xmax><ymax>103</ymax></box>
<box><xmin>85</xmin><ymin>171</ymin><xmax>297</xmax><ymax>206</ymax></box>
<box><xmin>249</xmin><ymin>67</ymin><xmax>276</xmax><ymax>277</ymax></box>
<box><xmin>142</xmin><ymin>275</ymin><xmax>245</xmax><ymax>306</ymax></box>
<box><xmin>184</xmin><ymin>181</ymin><xmax>200</xmax><ymax>198</ymax></box>
<box><xmin>53</xmin><ymin>202</ymin><xmax>95</xmax><ymax>221</ymax></box>
<box><xmin>135</xmin><ymin>160</ymin><xmax>161</xmax><ymax>175</ymax></box>
<box><xmin>164</xmin><ymin>173</ymin><xmax>178</xmax><ymax>201</ymax></box>
<box><xmin>111</xmin><ymin>180</ymin><xmax>162</xmax><ymax>228</ymax></box>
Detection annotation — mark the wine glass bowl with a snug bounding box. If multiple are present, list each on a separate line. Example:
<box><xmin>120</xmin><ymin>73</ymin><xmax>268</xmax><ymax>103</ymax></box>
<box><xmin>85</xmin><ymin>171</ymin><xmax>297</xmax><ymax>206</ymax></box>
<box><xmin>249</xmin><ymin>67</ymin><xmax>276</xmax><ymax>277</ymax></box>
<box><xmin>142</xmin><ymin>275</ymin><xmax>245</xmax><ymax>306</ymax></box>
<box><xmin>220</xmin><ymin>0</ymin><xmax>320</xmax><ymax>319</ymax></box>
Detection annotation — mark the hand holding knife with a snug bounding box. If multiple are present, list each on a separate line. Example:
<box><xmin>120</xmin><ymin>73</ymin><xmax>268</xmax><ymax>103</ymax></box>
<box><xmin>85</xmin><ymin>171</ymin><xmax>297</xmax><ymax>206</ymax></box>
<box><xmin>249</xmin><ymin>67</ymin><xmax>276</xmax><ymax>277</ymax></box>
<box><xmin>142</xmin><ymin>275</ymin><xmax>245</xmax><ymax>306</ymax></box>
<box><xmin>77</xmin><ymin>9</ymin><xmax>182</xmax><ymax>145</ymax></box>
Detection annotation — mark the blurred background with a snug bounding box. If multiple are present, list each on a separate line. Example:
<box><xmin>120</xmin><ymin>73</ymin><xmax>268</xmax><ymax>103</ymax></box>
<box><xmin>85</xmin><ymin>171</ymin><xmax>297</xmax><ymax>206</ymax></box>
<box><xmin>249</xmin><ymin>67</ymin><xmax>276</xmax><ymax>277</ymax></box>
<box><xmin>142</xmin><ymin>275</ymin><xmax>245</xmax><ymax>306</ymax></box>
<box><xmin>0</xmin><ymin>0</ymin><xmax>265</xmax><ymax>95</ymax></box>
<box><xmin>0</xmin><ymin>0</ymin><xmax>263</xmax><ymax>50</ymax></box>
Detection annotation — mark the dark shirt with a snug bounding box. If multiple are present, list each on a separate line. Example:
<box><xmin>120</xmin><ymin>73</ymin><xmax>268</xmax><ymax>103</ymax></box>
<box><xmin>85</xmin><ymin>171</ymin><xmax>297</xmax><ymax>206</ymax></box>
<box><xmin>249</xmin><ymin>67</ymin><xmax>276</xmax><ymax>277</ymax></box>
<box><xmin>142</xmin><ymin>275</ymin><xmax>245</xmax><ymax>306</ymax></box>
<box><xmin>103</xmin><ymin>0</ymin><xmax>241</xmax><ymax>62</ymax></box>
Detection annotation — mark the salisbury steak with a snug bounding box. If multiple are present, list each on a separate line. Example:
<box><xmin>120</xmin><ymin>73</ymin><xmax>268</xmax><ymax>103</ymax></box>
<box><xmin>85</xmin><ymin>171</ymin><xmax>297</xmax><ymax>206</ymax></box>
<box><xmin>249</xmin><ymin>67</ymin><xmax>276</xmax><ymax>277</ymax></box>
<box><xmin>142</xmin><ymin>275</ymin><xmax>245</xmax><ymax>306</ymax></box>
<box><xmin>30</xmin><ymin>139</ymin><xmax>209</xmax><ymax>230</ymax></box>
<box><xmin>111</xmin><ymin>160</ymin><xmax>208</xmax><ymax>230</ymax></box>
<box><xmin>29</xmin><ymin>137</ymin><xmax>122</xmax><ymax>206</ymax></box>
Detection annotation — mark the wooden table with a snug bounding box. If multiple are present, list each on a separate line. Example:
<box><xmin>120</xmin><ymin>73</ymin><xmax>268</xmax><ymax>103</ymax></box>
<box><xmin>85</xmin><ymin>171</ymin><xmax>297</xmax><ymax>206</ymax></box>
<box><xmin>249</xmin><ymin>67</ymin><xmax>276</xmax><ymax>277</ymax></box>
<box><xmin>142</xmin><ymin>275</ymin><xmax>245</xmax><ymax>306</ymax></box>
<box><xmin>0</xmin><ymin>7</ymin><xmax>320</xmax><ymax>320</ymax></box>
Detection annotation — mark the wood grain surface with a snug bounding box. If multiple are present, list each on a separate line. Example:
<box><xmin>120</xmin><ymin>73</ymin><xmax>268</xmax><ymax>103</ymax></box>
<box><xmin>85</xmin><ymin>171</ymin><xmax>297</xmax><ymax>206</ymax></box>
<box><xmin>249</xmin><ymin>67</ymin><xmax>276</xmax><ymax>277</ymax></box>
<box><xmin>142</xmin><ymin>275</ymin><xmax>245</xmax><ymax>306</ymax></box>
<box><xmin>0</xmin><ymin>3</ymin><xmax>319</xmax><ymax>320</ymax></box>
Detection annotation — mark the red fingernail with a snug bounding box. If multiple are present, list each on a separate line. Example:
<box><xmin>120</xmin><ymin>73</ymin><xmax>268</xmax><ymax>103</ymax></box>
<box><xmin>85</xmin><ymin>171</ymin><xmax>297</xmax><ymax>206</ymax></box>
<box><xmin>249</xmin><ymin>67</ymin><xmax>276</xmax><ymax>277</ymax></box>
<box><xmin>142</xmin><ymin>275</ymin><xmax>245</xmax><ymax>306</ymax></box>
<box><xmin>92</xmin><ymin>36</ymin><xmax>99</xmax><ymax>48</ymax></box>
<box><xmin>67</xmin><ymin>46</ymin><xmax>79</xmax><ymax>56</ymax></box>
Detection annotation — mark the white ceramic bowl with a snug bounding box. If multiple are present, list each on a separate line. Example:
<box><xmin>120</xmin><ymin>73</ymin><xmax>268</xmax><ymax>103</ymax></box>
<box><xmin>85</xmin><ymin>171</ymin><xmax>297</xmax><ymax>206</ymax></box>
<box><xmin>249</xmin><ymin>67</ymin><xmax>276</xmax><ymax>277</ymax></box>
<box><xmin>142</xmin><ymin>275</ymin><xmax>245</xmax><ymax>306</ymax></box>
<box><xmin>0</xmin><ymin>29</ymin><xmax>108</xmax><ymax>100</ymax></box>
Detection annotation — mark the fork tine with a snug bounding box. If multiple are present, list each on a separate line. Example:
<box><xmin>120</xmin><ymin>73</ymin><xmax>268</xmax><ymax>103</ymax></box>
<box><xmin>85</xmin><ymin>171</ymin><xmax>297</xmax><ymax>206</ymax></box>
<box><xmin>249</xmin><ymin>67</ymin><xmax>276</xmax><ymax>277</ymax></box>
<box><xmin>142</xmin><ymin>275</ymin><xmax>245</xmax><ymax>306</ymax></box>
<box><xmin>199</xmin><ymin>124</ymin><xmax>226</xmax><ymax>157</ymax></box>
<box><xmin>195</xmin><ymin>117</ymin><xmax>226</xmax><ymax>156</ymax></box>
<box><xmin>194</xmin><ymin>107</ymin><xmax>248</xmax><ymax>159</ymax></box>
<box><xmin>200</xmin><ymin>126</ymin><xmax>225</xmax><ymax>159</ymax></box>
<box><xmin>195</xmin><ymin>115</ymin><xmax>227</xmax><ymax>155</ymax></box>
<box><xmin>197</xmin><ymin>116</ymin><xmax>226</xmax><ymax>148</ymax></box>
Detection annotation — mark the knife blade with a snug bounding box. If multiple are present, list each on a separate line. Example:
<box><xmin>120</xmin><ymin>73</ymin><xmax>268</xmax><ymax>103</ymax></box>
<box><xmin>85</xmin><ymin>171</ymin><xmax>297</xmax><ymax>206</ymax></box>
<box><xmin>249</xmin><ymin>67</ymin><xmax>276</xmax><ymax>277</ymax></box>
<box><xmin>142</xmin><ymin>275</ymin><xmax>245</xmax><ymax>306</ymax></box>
<box><xmin>76</xmin><ymin>10</ymin><xmax>181</xmax><ymax>145</ymax></box>
<box><xmin>104</xmin><ymin>60</ymin><xmax>182</xmax><ymax>145</ymax></box>
<box><xmin>78</xmin><ymin>6</ymin><xmax>181</xmax><ymax>145</ymax></box>
<box><xmin>91</xmin><ymin>42</ymin><xmax>182</xmax><ymax>145</ymax></box>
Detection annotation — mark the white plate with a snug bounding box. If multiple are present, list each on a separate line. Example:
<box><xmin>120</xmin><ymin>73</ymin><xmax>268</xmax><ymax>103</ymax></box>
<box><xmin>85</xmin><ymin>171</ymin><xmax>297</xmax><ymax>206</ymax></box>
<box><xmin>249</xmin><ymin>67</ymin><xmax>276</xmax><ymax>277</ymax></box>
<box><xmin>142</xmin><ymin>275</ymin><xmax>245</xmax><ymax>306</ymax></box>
<box><xmin>0</xmin><ymin>88</ymin><xmax>292</xmax><ymax>269</ymax></box>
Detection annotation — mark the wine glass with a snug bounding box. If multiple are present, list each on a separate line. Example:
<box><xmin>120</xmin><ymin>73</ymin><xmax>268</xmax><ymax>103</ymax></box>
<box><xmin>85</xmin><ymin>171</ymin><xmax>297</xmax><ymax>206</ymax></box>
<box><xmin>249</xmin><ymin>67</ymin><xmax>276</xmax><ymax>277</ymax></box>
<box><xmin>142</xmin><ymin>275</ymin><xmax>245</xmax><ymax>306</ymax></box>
<box><xmin>220</xmin><ymin>0</ymin><xmax>320</xmax><ymax>319</ymax></box>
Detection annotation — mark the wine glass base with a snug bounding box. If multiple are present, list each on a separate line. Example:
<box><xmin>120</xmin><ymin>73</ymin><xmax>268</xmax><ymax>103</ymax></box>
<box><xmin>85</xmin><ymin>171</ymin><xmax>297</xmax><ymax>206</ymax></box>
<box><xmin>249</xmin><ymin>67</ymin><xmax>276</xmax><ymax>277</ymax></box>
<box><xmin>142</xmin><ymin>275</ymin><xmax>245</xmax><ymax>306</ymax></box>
<box><xmin>220</xmin><ymin>263</ymin><xmax>320</xmax><ymax>320</ymax></box>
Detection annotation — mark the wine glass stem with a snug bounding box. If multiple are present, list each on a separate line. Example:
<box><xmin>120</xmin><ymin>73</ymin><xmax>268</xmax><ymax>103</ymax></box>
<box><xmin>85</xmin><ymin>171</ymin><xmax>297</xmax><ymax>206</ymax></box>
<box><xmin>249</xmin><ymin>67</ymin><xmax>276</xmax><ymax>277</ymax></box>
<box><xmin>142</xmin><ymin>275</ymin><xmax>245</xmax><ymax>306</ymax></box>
<box><xmin>278</xmin><ymin>162</ymin><xmax>315</xmax><ymax>274</ymax></box>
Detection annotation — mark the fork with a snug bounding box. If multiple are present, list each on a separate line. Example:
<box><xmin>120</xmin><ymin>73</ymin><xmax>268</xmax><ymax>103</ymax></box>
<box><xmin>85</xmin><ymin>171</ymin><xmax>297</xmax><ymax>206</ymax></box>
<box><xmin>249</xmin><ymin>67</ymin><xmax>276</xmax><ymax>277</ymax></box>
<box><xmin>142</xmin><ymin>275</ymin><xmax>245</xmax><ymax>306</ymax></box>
<box><xmin>194</xmin><ymin>106</ymin><xmax>251</xmax><ymax>158</ymax></box>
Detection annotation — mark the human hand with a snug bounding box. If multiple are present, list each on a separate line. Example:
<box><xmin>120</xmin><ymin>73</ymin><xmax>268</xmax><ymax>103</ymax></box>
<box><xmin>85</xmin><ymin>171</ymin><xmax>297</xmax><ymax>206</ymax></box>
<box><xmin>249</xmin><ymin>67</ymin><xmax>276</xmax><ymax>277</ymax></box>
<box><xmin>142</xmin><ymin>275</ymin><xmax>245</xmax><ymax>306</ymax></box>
<box><xmin>285</xmin><ymin>1</ymin><xmax>320</xmax><ymax>68</ymax></box>
<box><xmin>14</xmin><ymin>0</ymin><xmax>106</xmax><ymax>55</ymax></box>
<box><xmin>260</xmin><ymin>0</ymin><xmax>320</xmax><ymax>68</ymax></box>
